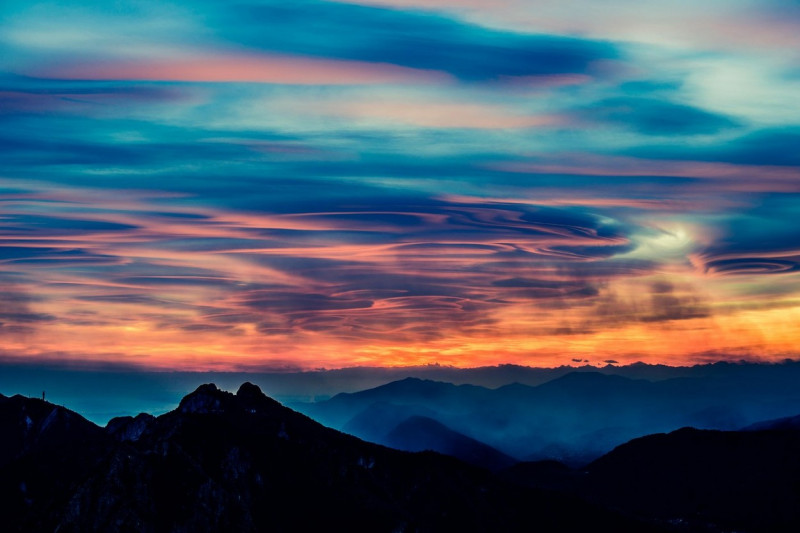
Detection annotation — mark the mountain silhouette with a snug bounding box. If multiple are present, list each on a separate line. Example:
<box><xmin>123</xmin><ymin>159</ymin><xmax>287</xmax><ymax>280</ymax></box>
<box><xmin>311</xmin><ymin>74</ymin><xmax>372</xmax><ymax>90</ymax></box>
<box><xmin>384</xmin><ymin>415</ymin><xmax>516</xmax><ymax>472</ymax></box>
<box><xmin>0</xmin><ymin>384</ymin><xmax>654</xmax><ymax>532</ymax></box>
<box><xmin>743</xmin><ymin>413</ymin><xmax>800</xmax><ymax>431</ymax></box>
<box><xmin>302</xmin><ymin>369</ymin><xmax>800</xmax><ymax>463</ymax></box>
<box><xmin>502</xmin><ymin>425</ymin><xmax>800</xmax><ymax>532</ymax></box>
<box><xmin>306</xmin><ymin>377</ymin><xmax>491</xmax><ymax>428</ymax></box>
<box><xmin>0</xmin><ymin>393</ymin><xmax>110</xmax><ymax>531</ymax></box>
<box><xmin>342</xmin><ymin>401</ymin><xmax>443</xmax><ymax>445</ymax></box>
<box><xmin>7</xmin><ymin>359</ymin><xmax>800</xmax><ymax>425</ymax></box>
<box><xmin>585</xmin><ymin>426</ymin><xmax>800</xmax><ymax>531</ymax></box>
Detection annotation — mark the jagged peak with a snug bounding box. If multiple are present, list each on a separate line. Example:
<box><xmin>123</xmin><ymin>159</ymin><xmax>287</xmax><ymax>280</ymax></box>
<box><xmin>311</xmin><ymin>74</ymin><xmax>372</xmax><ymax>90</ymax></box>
<box><xmin>179</xmin><ymin>383</ymin><xmax>228</xmax><ymax>414</ymax></box>
<box><xmin>236</xmin><ymin>382</ymin><xmax>264</xmax><ymax>398</ymax></box>
<box><xmin>236</xmin><ymin>382</ymin><xmax>285</xmax><ymax>413</ymax></box>
<box><xmin>194</xmin><ymin>383</ymin><xmax>220</xmax><ymax>394</ymax></box>
<box><xmin>177</xmin><ymin>383</ymin><xmax>283</xmax><ymax>415</ymax></box>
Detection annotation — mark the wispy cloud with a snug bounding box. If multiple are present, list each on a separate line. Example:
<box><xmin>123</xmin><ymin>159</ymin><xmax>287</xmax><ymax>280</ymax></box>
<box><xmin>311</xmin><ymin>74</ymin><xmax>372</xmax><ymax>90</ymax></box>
<box><xmin>0</xmin><ymin>0</ymin><xmax>798</xmax><ymax>368</ymax></box>
<box><xmin>35</xmin><ymin>53</ymin><xmax>452</xmax><ymax>85</ymax></box>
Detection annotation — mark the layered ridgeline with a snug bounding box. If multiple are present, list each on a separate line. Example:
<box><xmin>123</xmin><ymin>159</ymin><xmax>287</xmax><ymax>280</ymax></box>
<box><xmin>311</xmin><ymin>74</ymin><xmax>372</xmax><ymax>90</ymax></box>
<box><xmin>3</xmin><ymin>384</ymin><xmax>800</xmax><ymax>531</ymax></box>
<box><xmin>0</xmin><ymin>385</ymin><xmax>651</xmax><ymax>533</ymax></box>
<box><xmin>5</xmin><ymin>360</ymin><xmax>800</xmax><ymax>425</ymax></box>
<box><xmin>299</xmin><ymin>366</ymin><xmax>800</xmax><ymax>465</ymax></box>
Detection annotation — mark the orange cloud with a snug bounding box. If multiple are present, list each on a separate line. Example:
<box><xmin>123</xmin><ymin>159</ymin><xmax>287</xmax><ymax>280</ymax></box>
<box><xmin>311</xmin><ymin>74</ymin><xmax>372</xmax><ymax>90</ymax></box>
<box><xmin>3</xmin><ymin>182</ymin><xmax>799</xmax><ymax>371</ymax></box>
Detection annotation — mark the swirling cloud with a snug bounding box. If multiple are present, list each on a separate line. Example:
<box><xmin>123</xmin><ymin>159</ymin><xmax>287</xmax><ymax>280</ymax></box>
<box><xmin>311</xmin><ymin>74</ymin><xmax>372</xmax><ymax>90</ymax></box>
<box><xmin>0</xmin><ymin>0</ymin><xmax>798</xmax><ymax>368</ymax></box>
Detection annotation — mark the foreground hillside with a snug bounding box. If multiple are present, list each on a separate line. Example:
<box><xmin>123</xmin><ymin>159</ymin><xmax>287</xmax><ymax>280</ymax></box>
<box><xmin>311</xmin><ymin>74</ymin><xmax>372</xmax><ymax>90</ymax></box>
<box><xmin>0</xmin><ymin>386</ymin><xmax>649</xmax><ymax>533</ymax></box>
<box><xmin>502</xmin><ymin>426</ymin><xmax>800</xmax><ymax>532</ymax></box>
<box><xmin>5</xmin><ymin>382</ymin><xmax>799</xmax><ymax>532</ymax></box>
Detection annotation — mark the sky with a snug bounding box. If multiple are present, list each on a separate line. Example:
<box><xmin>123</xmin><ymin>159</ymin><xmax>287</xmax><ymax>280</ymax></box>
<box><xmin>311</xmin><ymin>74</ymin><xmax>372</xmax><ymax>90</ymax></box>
<box><xmin>1</xmin><ymin>0</ymin><xmax>799</xmax><ymax>371</ymax></box>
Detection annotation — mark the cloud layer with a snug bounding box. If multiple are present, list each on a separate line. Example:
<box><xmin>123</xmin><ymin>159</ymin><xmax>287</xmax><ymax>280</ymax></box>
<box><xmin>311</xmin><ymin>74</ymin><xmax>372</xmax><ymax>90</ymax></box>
<box><xmin>1</xmin><ymin>0</ymin><xmax>799</xmax><ymax>368</ymax></box>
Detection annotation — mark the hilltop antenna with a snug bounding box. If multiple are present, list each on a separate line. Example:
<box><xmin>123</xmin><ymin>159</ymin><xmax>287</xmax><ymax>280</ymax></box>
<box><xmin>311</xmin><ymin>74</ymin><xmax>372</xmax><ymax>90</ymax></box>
<box><xmin>42</xmin><ymin>390</ymin><xmax>46</xmax><ymax>402</ymax></box>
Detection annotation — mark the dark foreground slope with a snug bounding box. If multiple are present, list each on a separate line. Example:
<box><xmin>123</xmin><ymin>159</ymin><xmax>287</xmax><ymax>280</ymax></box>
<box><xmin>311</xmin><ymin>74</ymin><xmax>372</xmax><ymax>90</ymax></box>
<box><xmin>584</xmin><ymin>427</ymin><xmax>800</xmax><ymax>532</ymax></box>
<box><xmin>0</xmin><ymin>392</ymin><xmax>110</xmax><ymax>532</ymax></box>
<box><xmin>0</xmin><ymin>386</ymin><xmax>653</xmax><ymax>533</ymax></box>
<box><xmin>502</xmin><ymin>425</ymin><xmax>800</xmax><ymax>532</ymax></box>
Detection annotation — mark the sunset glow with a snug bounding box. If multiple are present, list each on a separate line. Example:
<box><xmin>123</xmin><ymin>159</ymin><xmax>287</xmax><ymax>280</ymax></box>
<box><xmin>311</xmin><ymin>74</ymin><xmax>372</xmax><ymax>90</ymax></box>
<box><xmin>2</xmin><ymin>0</ymin><xmax>799</xmax><ymax>370</ymax></box>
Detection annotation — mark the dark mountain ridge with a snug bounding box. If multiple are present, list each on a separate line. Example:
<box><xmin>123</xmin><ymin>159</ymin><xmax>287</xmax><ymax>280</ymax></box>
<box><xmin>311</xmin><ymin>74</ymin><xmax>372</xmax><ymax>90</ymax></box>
<box><xmin>503</xmin><ymin>425</ymin><xmax>800</xmax><ymax>532</ymax></box>
<box><xmin>0</xmin><ymin>393</ymin><xmax>110</xmax><ymax>532</ymax></box>
<box><xmin>4</xmin><ymin>383</ymin><xmax>798</xmax><ymax>532</ymax></box>
<box><xmin>0</xmin><ymin>384</ymin><xmax>653</xmax><ymax>532</ymax></box>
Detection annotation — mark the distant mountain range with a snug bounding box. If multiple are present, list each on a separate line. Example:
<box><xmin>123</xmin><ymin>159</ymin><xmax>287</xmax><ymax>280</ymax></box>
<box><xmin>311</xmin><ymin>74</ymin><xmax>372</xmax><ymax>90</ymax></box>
<box><xmin>4</xmin><ymin>359</ymin><xmax>800</xmax><ymax>424</ymax></box>
<box><xmin>383</xmin><ymin>415</ymin><xmax>517</xmax><ymax>472</ymax></box>
<box><xmin>299</xmin><ymin>365</ymin><xmax>800</xmax><ymax>464</ymax></box>
<box><xmin>0</xmin><ymin>385</ymin><xmax>653</xmax><ymax>532</ymax></box>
